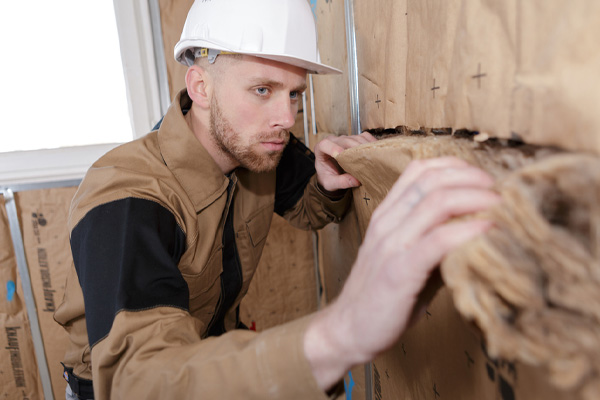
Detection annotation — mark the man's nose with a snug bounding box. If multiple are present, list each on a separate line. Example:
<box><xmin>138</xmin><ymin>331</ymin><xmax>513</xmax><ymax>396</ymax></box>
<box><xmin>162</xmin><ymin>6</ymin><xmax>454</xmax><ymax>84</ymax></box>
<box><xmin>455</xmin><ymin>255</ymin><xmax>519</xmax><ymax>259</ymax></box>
<box><xmin>271</xmin><ymin>96</ymin><xmax>297</xmax><ymax>130</ymax></box>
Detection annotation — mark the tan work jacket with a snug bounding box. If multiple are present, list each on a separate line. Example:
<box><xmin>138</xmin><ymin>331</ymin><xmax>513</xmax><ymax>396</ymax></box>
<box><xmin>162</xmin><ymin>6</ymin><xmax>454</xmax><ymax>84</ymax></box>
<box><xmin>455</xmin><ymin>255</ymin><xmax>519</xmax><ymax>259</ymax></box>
<box><xmin>54</xmin><ymin>90</ymin><xmax>350</xmax><ymax>399</ymax></box>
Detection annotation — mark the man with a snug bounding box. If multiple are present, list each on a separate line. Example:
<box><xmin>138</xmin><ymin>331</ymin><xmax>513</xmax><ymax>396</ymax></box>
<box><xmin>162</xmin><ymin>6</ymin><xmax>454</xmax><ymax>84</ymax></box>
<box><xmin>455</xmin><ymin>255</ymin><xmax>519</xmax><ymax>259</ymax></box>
<box><xmin>55</xmin><ymin>0</ymin><xmax>499</xmax><ymax>399</ymax></box>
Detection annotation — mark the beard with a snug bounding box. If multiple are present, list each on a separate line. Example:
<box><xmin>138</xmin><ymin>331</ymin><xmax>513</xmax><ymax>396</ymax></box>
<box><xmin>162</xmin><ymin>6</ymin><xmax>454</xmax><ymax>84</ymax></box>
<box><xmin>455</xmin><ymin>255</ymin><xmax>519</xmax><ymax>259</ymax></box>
<box><xmin>209</xmin><ymin>95</ymin><xmax>289</xmax><ymax>173</ymax></box>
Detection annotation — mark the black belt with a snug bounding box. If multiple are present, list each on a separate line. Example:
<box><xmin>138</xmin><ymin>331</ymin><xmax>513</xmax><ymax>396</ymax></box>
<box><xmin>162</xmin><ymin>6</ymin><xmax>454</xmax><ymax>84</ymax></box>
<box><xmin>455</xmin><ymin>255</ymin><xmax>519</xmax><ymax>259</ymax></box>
<box><xmin>62</xmin><ymin>363</ymin><xmax>94</xmax><ymax>399</ymax></box>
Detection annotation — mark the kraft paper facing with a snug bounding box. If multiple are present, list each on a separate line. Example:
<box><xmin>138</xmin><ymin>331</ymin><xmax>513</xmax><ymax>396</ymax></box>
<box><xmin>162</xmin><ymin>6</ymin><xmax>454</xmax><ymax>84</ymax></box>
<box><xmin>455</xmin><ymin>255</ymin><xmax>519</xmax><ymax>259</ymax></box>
<box><xmin>239</xmin><ymin>214</ymin><xmax>318</xmax><ymax>332</ymax></box>
<box><xmin>312</xmin><ymin>0</ymin><xmax>351</xmax><ymax>135</ymax></box>
<box><xmin>15</xmin><ymin>187</ymin><xmax>78</xmax><ymax>400</ymax></box>
<box><xmin>0</xmin><ymin>314</ymin><xmax>42</xmax><ymax>400</ymax></box>
<box><xmin>354</xmin><ymin>0</ymin><xmax>408</xmax><ymax>131</ymax></box>
<box><xmin>1</xmin><ymin>195</ymin><xmax>44</xmax><ymax>400</ymax></box>
<box><xmin>444</xmin><ymin>0</ymin><xmax>516</xmax><ymax>137</ymax></box>
<box><xmin>349</xmin><ymin>0</ymin><xmax>600</xmax><ymax>153</ymax></box>
<box><xmin>405</xmin><ymin>0</ymin><xmax>462</xmax><ymax>130</ymax></box>
<box><xmin>511</xmin><ymin>1</ymin><xmax>600</xmax><ymax>154</ymax></box>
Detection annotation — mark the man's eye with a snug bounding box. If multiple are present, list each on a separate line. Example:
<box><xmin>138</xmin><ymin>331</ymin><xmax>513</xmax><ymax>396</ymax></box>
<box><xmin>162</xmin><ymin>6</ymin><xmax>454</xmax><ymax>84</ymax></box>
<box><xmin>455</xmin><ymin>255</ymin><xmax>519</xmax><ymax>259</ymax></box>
<box><xmin>290</xmin><ymin>91</ymin><xmax>299</xmax><ymax>100</ymax></box>
<box><xmin>256</xmin><ymin>87</ymin><xmax>269</xmax><ymax>96</ymax></box>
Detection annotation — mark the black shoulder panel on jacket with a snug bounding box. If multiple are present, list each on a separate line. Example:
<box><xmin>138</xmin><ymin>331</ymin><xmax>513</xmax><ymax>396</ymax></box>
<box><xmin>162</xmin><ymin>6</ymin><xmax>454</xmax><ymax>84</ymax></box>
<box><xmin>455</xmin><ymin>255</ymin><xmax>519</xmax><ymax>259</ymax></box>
<box><xmin>70</xmin><ymin>198</ymin><xmax>188</xmax><ymax>347</ymax></box>
<box><xmin>274</xmin><ymin>133</ymin><xmax>317</xmax><ymax>216</ymax></box>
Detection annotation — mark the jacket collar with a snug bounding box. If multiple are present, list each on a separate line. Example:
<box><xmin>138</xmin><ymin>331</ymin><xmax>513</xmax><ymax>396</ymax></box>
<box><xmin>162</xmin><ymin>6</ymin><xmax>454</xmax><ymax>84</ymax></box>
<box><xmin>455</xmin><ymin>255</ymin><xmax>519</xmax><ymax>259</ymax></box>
<box><xmin>158</xmin><ymin>89</ymin><xmax>229</xmax><ymax>212</ymax></box>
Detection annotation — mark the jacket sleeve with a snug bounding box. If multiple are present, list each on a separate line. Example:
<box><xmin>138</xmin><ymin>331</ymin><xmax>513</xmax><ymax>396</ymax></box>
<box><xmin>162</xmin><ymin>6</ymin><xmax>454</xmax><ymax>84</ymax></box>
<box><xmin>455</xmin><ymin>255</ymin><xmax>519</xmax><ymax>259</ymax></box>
<box><xmin>71</xmin><ymin>197</ymin><xmax>343</xmax><ymax>399</ymax></box>
<box><xmin>275</xmin><ymin>134</ymin><xmax>352</xmax><ymax>230</ymax></box>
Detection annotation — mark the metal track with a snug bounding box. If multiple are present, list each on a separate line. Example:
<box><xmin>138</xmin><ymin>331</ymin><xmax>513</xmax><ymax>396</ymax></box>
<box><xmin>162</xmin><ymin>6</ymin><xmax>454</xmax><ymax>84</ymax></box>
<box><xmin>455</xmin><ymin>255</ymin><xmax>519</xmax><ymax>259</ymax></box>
<box><xmin>3</xmin><ymin>188</ymin><xmax>54</xmax><ymax>400</ymax></box>
<box><xmin>345</xmin><ymin>0</ymin><xmax>362</xmax><ymax>136</ymax></box>
<box><xmin>344</xmin><ymin>0</ymin><xmax>372</xmax><ymax>397</ymax></box>
<box><xmin>309</xmin><ymin>75</ymin><xmax>318</xmax><ymax>136</ymax></box>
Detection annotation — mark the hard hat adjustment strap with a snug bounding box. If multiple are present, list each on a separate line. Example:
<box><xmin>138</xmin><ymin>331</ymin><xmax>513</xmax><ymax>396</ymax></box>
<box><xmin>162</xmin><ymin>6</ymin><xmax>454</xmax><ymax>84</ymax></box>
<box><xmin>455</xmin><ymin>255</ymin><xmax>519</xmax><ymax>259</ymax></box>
<box><xmin>194</xmin><ymin>48</ymin><xmax>236</xmax><ymax>64</ymax></box>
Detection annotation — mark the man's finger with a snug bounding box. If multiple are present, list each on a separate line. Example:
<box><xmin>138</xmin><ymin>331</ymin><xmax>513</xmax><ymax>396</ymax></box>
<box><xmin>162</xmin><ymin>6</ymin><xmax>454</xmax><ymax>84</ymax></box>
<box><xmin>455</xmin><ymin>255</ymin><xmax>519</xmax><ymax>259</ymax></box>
<box><xmin>379</xmin><ymin>187</ymin><xmax>500</xmax><ymax>247</ymax></box>
<box><xmin>317</xmin><ymin>139</ymin><xmax>346</xmax><ymax>158</ymax></box>
<box><xmin>377</xmin><ymin>219</ymin><xmax>494</xmax><ymax>294</ymax></box>
<box><xmin>367</xmin><ymin>185</ymin><xmax>499</xmax><ymax>255</ymax></box>
<box><xmin>370</xmin><ymin>165</ymin><xmax>496</xmax><ymax>229</ymax></box>
<box><xmin>320</xmin><ymin>135</ymin><xmax>373</xmax><ymax>155</ymax></box>
<box><xmin>389</xmin><ymin>157</ymin><xmax>471</xmax><ymax>196</ymax></box>
<box><xmin>359</xmin><ymin>131</ymin><xmax>377</xmax><ymax>142</ymax></box>
<box><xmin>407</xmin><ymin>219</ymin><xmax>494</xmax><ymax>277</ymax></box>
<box><xmin>320</xmin><ymin>173</ymin><xmax>361</xmax><ymax>191</ymax></box>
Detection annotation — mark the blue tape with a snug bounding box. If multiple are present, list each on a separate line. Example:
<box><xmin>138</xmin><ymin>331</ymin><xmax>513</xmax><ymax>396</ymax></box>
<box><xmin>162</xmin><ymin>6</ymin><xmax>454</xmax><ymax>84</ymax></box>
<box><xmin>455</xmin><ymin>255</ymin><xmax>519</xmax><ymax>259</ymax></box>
<box><xmin>310</xmin><ymin>0</ymin><xmax>317</xmax><ymax>20</ymax></box>
<box><xmin>6</xmin><ymin>280</ymin><xmax>16</xmax><ymax>302</ymax></box>
<box><xmin>344</xmin><ymin>371</ymin><xmax>355</xmax><ymax>400</ymax></box>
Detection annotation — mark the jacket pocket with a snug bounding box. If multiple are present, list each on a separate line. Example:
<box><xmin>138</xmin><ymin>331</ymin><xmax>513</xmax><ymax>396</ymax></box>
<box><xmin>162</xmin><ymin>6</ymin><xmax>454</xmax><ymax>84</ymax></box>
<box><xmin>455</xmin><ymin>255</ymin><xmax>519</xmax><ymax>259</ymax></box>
<box><xmin>246</xmin><ymin>207</ymin><xmax>272</xmax><ymax>247</ymax></box>
<box><xmin>181</xmin><ymin>244</ymin><xmax>223</xmax><ymax>299</ymax></box>
<box><xmin>182</xmin><ymin>245</ymin><xmax>223</xmax><ymax>327</ymax></box>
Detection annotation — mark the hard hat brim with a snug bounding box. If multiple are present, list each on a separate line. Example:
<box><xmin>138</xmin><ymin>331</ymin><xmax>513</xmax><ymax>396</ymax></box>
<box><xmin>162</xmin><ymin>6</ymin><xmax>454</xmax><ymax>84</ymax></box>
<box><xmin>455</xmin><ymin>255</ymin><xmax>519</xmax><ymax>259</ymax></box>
<box><xmin>175</xmin><ymin>40</ymin><xmax>342</xmax><ymax>75</ymax></box>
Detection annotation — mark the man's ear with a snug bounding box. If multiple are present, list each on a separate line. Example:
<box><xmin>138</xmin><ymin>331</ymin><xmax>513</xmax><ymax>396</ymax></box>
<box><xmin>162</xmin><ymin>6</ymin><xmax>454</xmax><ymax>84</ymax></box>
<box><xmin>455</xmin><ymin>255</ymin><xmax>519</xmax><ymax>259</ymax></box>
<box><xmin>186</xmin><ymin>65</ymin><xmax>211</xmax><ymax>109</ymax></box>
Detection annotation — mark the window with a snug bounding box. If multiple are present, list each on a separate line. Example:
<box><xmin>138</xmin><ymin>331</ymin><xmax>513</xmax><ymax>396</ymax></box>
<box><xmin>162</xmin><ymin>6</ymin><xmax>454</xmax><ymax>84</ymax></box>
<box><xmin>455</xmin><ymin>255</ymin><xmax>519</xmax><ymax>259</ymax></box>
<box><xmin>0</xmin><ymin>0</ymin><xmax>166</xmax><ymax>186</ymax></box>
<box><xmin>1</xmin><ymin>1</ymin><xmax>132</xmax><ymax>152</ymax></box>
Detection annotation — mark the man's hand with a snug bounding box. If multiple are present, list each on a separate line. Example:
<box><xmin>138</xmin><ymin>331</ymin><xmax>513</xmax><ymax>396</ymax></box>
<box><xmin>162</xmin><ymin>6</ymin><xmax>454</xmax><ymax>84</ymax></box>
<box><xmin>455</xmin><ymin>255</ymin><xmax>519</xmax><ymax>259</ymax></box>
<box><xmin>314</xmin><ymin>132</ymin><xmax>377</xmax><ymax>194</ymax></box>
<box><xmin>304</xmin><ymin>157</ymin><xmax>502</xmax><ymax>391</ymax></box>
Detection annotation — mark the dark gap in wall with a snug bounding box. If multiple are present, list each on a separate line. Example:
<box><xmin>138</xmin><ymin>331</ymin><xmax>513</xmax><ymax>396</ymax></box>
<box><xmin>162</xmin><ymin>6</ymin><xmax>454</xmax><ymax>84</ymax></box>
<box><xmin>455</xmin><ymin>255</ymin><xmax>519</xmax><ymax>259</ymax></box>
<box><xmin>431</xmin><ymin>128</ymin><xmax>452</xmax><ymax>135</ymax></box>
<box><xmin>363</xmin><ymin>126</ymin><xmax>563</xmax><ymax>156</ymax></box>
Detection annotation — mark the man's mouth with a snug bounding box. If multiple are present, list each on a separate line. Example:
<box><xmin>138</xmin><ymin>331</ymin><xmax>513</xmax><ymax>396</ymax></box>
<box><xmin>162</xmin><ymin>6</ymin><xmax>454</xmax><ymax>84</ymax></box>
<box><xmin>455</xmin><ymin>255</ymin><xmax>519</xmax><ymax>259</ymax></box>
<box><xmin>261</xmin><ymin>140</ymin><xmax>286</xmax><ymax>152</ymax></box>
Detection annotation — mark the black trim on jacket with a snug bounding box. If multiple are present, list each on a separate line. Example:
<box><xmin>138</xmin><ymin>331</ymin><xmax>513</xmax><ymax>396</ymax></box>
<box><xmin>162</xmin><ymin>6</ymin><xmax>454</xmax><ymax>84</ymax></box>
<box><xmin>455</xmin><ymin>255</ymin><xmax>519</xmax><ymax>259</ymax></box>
<box><xmin>208</xmin><ymin>177</ymin><xmax>244</xmax><ymax>336</ymax></box>
<box><xmin>71</xmin><ymin>198</ymin><xmax>188</xmax><ymax>347</ymax></box>
<box><xmin>274</xmin><ymin>135</ymin><xmax>316</xmax><ymax>216</ymax></box>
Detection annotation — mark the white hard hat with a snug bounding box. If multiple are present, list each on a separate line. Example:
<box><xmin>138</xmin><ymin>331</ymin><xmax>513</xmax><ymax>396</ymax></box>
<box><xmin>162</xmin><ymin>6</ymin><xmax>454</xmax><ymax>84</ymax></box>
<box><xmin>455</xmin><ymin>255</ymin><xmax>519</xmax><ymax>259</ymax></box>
<box><xmin>174</xmin><ymin>0</ymin><xmax>341</xmax><ymax>75</ymax></box>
